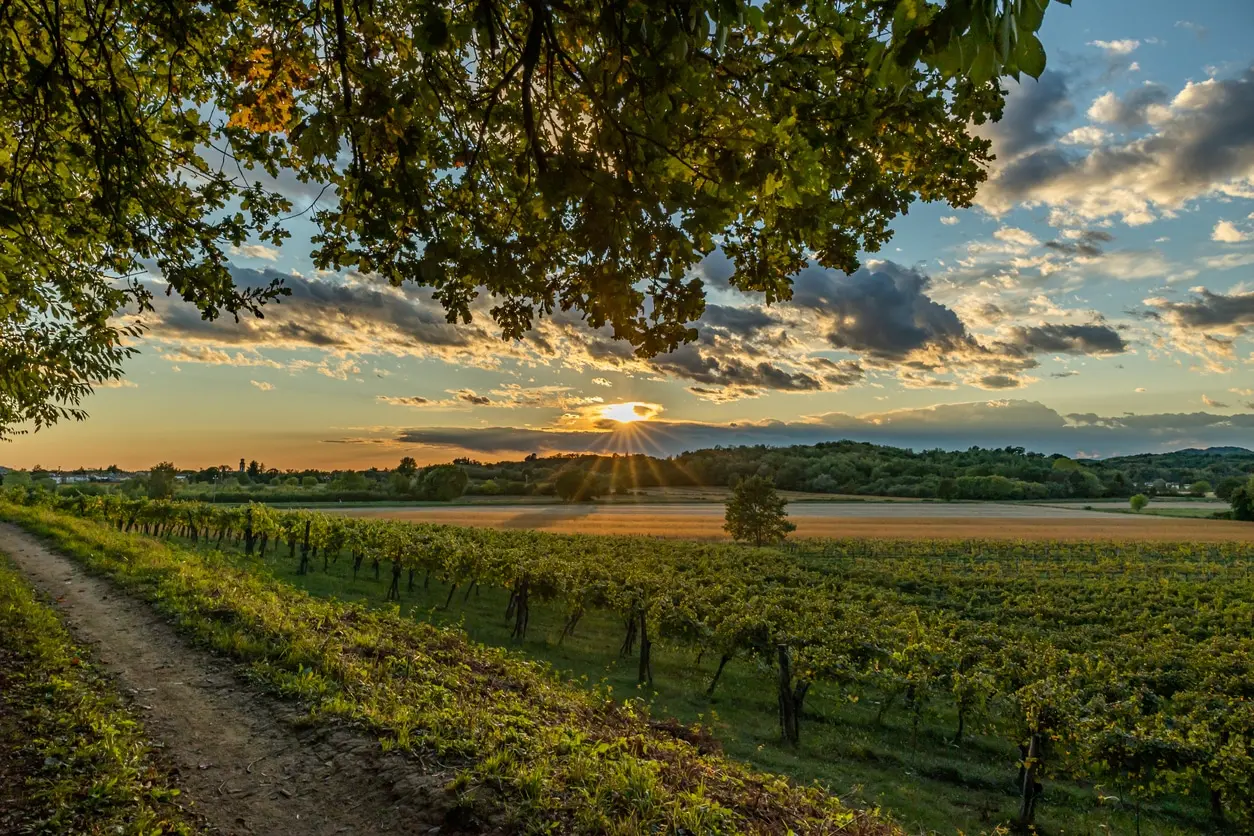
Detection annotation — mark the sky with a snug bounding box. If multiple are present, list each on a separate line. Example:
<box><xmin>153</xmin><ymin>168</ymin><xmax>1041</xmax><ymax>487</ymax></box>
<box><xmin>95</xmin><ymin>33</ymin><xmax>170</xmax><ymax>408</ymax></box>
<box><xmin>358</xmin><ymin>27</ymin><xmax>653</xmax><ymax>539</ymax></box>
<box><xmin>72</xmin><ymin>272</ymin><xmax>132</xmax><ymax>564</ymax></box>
<box><xmin>8</xmin><ymin>0</ymin><xmax>1254</xmax><ymax>471</ymax></box>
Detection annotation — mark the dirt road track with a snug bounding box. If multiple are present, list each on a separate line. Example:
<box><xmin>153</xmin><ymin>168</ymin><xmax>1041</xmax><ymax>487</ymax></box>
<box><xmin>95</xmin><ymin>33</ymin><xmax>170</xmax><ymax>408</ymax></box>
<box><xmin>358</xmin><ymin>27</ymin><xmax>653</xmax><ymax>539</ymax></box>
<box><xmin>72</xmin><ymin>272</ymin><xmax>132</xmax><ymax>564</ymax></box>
<box><xmin>0</xmin><ymin>523</ymin><xmax>448</xmax><ymax>836</ymax></box>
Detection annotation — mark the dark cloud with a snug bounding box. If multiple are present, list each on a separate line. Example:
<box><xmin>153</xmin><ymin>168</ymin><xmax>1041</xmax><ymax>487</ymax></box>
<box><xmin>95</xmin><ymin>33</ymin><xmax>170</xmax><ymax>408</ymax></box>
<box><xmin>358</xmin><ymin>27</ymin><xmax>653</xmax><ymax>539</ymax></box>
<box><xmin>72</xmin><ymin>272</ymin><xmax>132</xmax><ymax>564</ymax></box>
<box><xmin>986</xmin><ymin>71</ymin><xmax>1074</xmax><ymax>158</ymax></box>
<box><xmin>652</xmin><ymin>343</ymin><xmax>824</xmax><ymax>392</ymax></box>
<box><xmin>791</xmin><ymin>262</ymin><xmax>972</xmax><ymax>362</ymax></box>
<box><xmin>364</xmin><ymin>401</ymin><xmax>1254</xmax><ymax>458</ymax></box>
<box><xmin>1001</xmin><ymin>323</ymin><xmax>1128</xmax><ymax>355</ymax></box>
<box><xmin>457</xmin><ymin>390</ymin><xmax>492</xmax><ymax>406</ymax></box>
<box><xmin>1146</xmin><ymin>289</ymin><xmax>1254</xmax><ymax>333</ymax></box>
<box><xmin>1043</xmin><ymin>229</ymin><xmax>1114</xmax><ymax>257</ymax></box>
<box><xmin>698</xmin><ymin>304</ymin><xmax>782</xmax><ymax>336</ymax></box>
<box><xmin>142</xmin><ymin>266</ymin><xmax>476</xmax><ymax>353</ymax></box>
<box><xmin>974</xmin><ymin>374</ymin><xmax>1025</xmax><ymax>390</ymax></box>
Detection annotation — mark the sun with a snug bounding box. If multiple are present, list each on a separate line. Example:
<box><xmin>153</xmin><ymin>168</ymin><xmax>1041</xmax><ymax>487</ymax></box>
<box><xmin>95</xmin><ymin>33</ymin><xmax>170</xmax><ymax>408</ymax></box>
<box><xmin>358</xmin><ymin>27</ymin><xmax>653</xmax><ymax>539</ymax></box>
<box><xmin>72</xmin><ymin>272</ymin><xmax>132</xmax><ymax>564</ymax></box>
<box><xmin>599</xmin><ymin>402</ymin><xmax>656</xmax><ymax>424</ymax></box>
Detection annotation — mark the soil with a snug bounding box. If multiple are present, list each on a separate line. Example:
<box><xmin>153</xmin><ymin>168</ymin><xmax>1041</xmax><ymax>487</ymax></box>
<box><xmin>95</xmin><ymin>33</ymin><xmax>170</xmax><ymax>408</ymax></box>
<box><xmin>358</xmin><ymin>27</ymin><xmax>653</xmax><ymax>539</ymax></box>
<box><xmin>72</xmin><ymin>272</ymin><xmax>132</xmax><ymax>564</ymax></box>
<box><xmin>0</xmin><ymin>523</ymin><xmax>459</xmax><ymax>836</ymax></box>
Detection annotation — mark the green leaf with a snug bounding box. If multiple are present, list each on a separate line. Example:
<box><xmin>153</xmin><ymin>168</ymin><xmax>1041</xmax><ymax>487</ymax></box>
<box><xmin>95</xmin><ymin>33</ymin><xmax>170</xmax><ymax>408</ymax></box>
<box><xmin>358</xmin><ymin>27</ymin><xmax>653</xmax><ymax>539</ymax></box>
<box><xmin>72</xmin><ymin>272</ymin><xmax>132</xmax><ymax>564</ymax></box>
<box><xmin>1017</xmin><ymin>33</ymin><xmax>1046</xmax><ymax>78</ymax></box>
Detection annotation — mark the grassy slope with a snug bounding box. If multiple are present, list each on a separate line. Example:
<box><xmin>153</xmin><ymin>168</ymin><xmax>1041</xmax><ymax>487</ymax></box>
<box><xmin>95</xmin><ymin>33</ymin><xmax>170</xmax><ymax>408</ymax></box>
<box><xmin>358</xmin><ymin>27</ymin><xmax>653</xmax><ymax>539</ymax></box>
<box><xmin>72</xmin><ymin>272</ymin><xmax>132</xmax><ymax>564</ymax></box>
<box><xmin>0</xmin><ymin>503</ymin><xmax>898</xmax><ymax>836</ymax></box>
<box><xmin>0</xmin><ymin>554</ymin><xmax>201</xmax><ymax>835</ymax></box>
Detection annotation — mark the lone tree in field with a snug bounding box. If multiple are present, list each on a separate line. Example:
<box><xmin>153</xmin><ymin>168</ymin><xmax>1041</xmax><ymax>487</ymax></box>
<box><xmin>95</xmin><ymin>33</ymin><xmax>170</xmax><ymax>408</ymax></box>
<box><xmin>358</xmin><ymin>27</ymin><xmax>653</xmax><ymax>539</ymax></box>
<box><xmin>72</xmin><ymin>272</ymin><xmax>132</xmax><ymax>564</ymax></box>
<box><xmin>0</xmin><ymin>0</ymin><xmax>1064</xmax><ymax>438</ymax></box>
<box><xmin>1130</xmin><ymin>494</ymin><xmax>1149</xmax><ymax>513</ymax></box>
<box><xmin>725</xmin><ymin>476</ymin><xmax>795</xmax><ymax>546</ymax></box>
<box><xmin>1229</xmin><ymin>478</ymin><xmax>1254</xmax><ymax>522</ymax></box>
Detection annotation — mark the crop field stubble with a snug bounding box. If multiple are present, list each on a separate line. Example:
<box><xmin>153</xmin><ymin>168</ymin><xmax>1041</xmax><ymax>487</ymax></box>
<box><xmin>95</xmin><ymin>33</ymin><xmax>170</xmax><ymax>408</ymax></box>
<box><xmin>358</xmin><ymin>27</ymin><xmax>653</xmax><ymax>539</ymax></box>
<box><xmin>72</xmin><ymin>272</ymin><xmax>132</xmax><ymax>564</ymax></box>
<box><xmin>330</xmin><ymin>501</ymin><xmax>1254</xmax><ymax>542</ymax></box>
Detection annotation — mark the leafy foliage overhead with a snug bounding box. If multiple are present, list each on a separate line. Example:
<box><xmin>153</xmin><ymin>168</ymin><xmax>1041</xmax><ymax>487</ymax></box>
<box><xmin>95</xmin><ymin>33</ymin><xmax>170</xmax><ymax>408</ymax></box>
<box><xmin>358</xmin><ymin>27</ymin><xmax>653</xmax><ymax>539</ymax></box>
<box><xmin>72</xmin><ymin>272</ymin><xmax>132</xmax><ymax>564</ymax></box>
<box><xmin>0</xmin><ymin>0</ymin><xmax>1064</xmax><ymax>436</ymax></box>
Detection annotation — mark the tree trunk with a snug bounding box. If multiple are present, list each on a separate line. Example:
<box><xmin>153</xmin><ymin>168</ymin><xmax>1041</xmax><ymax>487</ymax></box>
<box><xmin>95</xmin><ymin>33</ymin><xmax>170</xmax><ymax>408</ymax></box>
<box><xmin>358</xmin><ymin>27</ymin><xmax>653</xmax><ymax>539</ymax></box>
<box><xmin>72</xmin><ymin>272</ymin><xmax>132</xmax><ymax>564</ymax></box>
<box><xmin>298</xmin><ymin>520</ymin><xmax>311</xmax><ymax>575</ymax></box>
<box><xmin>511</xmin><ymin>577</ymin><xmax>529</xmax><ymax>639</ymax></box>
<box><xmin>620</xmin><ymin>611</ymin><xmax>638</xmax><ymax>657</ymax></box>
<box><xmin>955</xmin><ymin>702</ymin><xmax>966</xmax><ymax>743</ymax></box>
<box><xmin>559</xmin><ymin>610</ymin><xmax>582</xmax><ymax>644</ymax></box>
<box><xmin>387</xmin><ymin>559</ymin><xmax>402</xmax><ymax>600</ymax></box>
<box><xmin>352</xmin><ymin>551</ymin><xmax>363</xmax><ymax>580</ymax></box>
<box><xmin>443</xmin><ymin>582</ymin><xmax>458</xmax><ymax>609</ymax></box>
<box><xmin>244</xmin><ymin>509</ymin><xmax>255</xmax><ymax>555</ymax></box>
<box><xmin>1016</xmin><ymin>732</ymin><xmax>1043</xmax><ymax>826</ymax></box>
<box><xmin>637</xmin><ymin>611</ymin><xmax>653</xmax><ymax>686</ymax></box>
<box><xmin>777</xmin><ymin>646</ymin><xmax>801</xmax><ymax>745</ymax></box>
<box><xmin>706</xmin><ymin>654</ymin><xmax>732</xmax><ymax>697</ymax></box>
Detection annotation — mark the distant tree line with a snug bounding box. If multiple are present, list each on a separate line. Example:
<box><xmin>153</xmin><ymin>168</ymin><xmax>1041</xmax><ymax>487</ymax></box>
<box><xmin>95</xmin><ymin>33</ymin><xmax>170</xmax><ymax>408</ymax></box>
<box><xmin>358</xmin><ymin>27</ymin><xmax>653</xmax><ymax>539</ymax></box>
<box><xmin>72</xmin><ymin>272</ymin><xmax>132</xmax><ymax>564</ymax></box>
<box><xmin>17</xmin><ymin>443</ymin><xmax>1254</xmax><ymax>509</ymax></box>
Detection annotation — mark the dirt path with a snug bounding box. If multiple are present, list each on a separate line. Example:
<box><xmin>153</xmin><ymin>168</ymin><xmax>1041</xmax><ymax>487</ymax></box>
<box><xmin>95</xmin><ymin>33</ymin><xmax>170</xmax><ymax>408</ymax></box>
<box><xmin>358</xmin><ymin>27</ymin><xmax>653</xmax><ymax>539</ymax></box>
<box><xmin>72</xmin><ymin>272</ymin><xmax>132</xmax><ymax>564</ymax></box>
<box><xmin>0</xmin><ymin>523</ymin><xmax>449</xmax><ymax>836</ymax></box>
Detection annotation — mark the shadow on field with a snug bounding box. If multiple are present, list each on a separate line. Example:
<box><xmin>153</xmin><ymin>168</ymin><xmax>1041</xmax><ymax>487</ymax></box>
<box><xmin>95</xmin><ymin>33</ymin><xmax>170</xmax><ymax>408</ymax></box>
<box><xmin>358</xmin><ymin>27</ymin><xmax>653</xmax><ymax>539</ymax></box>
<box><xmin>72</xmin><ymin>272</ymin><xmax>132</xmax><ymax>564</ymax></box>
<box><xmin>501</xmin><ymin>504</ymin><xmax>597</xmax><ymax>530</ymax></box>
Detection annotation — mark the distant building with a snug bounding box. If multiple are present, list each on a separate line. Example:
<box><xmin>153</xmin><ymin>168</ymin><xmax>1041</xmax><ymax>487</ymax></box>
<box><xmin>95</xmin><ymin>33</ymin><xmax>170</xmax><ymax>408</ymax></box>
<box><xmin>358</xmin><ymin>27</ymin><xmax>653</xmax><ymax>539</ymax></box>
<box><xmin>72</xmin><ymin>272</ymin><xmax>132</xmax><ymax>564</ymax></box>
<box><xmin>239</xmin><ymin>458</ymin><xmax>246</xmax><ymax>474</ymax></box>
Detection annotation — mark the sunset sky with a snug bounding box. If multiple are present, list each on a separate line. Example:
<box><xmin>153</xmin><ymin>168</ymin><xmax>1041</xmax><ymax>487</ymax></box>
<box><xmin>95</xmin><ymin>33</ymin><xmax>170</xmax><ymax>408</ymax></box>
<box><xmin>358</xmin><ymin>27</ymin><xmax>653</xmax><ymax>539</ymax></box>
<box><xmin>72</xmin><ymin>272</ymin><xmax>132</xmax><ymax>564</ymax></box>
<box><xmin>8</xmin><ymin>0</ymin><xmax>1254</xmax><ymax>471</ymax></box>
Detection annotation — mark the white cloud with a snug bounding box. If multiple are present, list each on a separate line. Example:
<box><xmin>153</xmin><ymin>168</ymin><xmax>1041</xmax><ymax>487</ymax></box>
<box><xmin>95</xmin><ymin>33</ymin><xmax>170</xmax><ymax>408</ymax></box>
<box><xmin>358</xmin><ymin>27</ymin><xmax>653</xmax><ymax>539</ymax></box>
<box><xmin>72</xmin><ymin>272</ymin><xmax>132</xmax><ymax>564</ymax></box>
<box><xmin>1135</xmin><ymin>387</ymin><xmax>1146</xmax><ymax>392</ymax></box>
<box><xmin>978</xmin><ymin>67</ymin><xmax>1254</xmax><ymax>226</ymax></box>
<box><xmin>250</xmin><ymin>380</ymin><xmax>274</xmax><ymax>392</ymax></box>
<box><xmin>93</xmin><ymin>378</ymin><xmax>139</xmax><ymax>389</ymax></box>
<box><xmin>993</xmin><ymin>227</ymin><xmax>1040</xmax><ymax>248</ymax></box>
<box><xmin>230</xmin><ymin>243</ymin><xmax>281</xmax><ymax>261</ymax></box>
<box><xmin>1088</xmin><ymin>39</ymin><xmax>1140</xmax><ymax>56</ymax></box>
<box><xmin>1060</xmin><ymin>126</ymin><xmax>1111</xmax><ymax>146</ymax></box>
<box><xmin>1212</xmin><ymin>220</ymin><xmax>1249</xmax><ymax>243</ymax></box>
<box><xmin>590</xmin><ymin>377</ymin><xmax>612</xmax><ymax>387</ymax></box>
<box><xmin>940</xmin><ymin>216</ymin><xmax>960</xmax><ymax>226</ymax></box>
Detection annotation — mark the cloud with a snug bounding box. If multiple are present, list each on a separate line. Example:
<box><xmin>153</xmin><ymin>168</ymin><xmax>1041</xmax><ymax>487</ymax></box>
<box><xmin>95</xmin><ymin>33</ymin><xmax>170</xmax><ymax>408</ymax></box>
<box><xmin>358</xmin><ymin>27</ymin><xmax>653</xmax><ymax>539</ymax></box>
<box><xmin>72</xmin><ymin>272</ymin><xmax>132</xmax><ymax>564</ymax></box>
<box><xmin>230</xmin><ymin>243</ymin><xmax>281</xmax><ymax>261</ymax></box>
<box><xmin>1086</xmin><ymin>84</ymin><xmax>1169</xmax><ymax>129</ymax></box>
<box><xmin>940</xmin><ymin>216</ymin><xmax>960</xmax><ymax>225</ymax></box>
<box><xmin>93</xmin><ymin>378</ymin><xmax>139</xmax><ymax>389</ymax></box>
<box><xmin>348</xmin><ymin>400</ymin><xmax>1254</xmax><ymax>459</ymax></box>
<box><xmin>1146</xmin><ymin>289</ymin><xmax>1254</xmax><ymax>333</ymax></box>
<box><xmin>1212</xmin><ymin>220</ymin><xmax>1249</xmax><ymax>243</ymax></box>
<box><xmin>792</xmin><ymin>262</ymin><xmax>970</xmax><ymax>362</ymax></box>
<box><xmin>1088</xmin><ymin>39</ymin><xmax>1140</xmax><ymax>56</ymax></box>
<box><xmin>250</xmin><ymin>380</ymin><xmax>274</xmax><ymax>392</ymax></box>
<box><xmin>971</xmin><ymin>374</ymin><xmax>1027</xmax><ymax>390</ymax></box>
<box><xmin>135</xmin><ymin>262</ymin><xmax>1132</xmax><ymax>406</ymax></box>
<box><xmin>1174</xmin><ymin>20</ymin><xmax>1207</xmax><ymax>38</ymax></box>
<box><xmin>1060</xmin><ymin>126</ymin><xmax>1112</xmax><ymax>146</ymax></box>
<box><xmin>456</xmin><ymin>389</ymin><xmax>491</xmax><ymax>406</ymax></box>
<box><xmin>590</xmin><ymin>377</ymin><xmax>612</xmax><ymax>387</ymax></box>
<box><xmin>982</xmin><ymin>71</ymin><xmax>1073</xmax><ymax>160</ymax></box>
<box><xmin>978</xmin><ymin>65</ymin><xmax>1254</xmax><ymax>225</ymax></box>
<box><xmin>1142</xmin><ymin>288</ymin><xmax>1254</xmax><ymax>371</ymax></box>
<box><xmin>1042</xmin><ymin>229</ymin><xmax>1113</xmax><ymax>258</ymax></box>
<box><xmin>1202</xmin><ymin>395</ymin><xmax>1229</xmax><ymax>408</ymax></box>
<box><xmin>377</xmin><ymin>396</ymin><xmax>431</xmax><ymax>407</ymax></box>
<box><xmin>999</xmin><ymin>323</ymin><xmax>1128</xmax><ymax>355</ymax></box>
<box><xmin>159</xmin><ymin>345</ymin><xmax>284</xmax><ymax>368</ymax></box>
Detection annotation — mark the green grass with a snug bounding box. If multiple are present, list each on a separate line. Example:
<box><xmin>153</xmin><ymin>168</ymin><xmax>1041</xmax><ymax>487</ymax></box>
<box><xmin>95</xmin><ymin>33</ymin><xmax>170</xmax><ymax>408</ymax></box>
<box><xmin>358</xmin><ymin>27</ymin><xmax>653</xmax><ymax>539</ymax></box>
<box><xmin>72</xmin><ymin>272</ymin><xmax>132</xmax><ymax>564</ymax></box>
<box><xmin>0</xmin><ymin>502</ymin><xmax>898</xmax><ymax>836</ymax></box>
<box><xmin>232</xmin><ymin>540</ymin><xmax>1216</xmax><ymax>835</ymax></box>
<box><xmin>1096</xmin><ymin>507</ymin><xmax>1227</xmax><ymax>519</ymax></box>
<box><xmin>0</xmin><ymin>554</ymin><xmax>201</xmax><ymax>835</ymax></box>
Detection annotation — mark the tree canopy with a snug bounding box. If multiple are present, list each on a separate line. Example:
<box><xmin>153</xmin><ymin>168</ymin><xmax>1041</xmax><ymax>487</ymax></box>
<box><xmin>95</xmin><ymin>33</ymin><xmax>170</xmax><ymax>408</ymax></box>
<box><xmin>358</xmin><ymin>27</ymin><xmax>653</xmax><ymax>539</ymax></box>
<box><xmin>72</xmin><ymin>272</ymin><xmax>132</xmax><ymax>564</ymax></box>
<box><xmin>724</xmin><ymin>474</ymin><xmax>795</xmax><ymax>545</ymax></box>
<box><xmin>0</xmin><ymin>0</ymin><xmax>1064</xmax><ymax>437</ymax></box>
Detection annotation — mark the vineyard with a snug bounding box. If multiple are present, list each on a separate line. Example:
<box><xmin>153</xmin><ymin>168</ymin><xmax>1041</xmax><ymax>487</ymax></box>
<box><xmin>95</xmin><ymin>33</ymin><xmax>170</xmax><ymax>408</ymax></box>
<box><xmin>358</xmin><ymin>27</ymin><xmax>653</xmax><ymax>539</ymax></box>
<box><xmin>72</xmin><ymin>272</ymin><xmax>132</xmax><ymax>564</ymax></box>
<box><xmin>7</xmin><ymin>489</ymin><xmax>1253</xmax><ymax>835</ymax></box>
